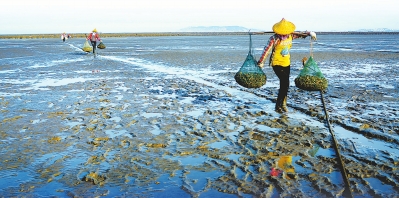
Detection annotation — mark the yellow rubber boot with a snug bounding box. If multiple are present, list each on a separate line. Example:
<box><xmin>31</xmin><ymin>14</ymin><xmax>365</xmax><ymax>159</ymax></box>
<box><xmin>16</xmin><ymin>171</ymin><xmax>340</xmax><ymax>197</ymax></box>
<box><xmin>281</xmin><ymin>96</ymin><xmax>288</xmax><ymax>112</ymax></box>
<box><xmin>275</xmin><ymin>98</ymin><xmax>283</xmax><ymax>113</ymax></box>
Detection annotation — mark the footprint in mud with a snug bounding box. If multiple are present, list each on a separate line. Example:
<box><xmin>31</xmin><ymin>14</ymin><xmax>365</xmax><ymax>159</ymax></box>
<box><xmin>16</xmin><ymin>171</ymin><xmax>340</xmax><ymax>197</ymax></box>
<box><xmin>193</xmin><ymin>95</ymin><xmax>216</xmax><ymax>104</ymax></box>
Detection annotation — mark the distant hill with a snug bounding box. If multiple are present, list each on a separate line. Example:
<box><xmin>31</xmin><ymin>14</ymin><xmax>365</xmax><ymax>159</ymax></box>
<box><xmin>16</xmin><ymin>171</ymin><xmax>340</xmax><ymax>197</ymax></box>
<box><xmin>180</xmin><ymin>26</ymin><xmax>260</xmax><ymax>32</ymax></box>
<box><xmin>356</xmin><ymin>28</ymin><xmax>399</xmax><ymax>32</ymax></box>
<box><xmin>180</xmin><ymin>26</ymin><xmax>399</xmax><ymax>33</ymax></box>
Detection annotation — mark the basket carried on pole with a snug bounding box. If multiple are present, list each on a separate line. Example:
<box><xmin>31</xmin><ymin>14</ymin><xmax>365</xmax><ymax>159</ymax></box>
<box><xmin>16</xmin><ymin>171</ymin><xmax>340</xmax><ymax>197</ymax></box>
<box><xmin>234</xmin><ymin>33</ymin><xmax>267</xmax><ymax>88</ymax></box>
<box><xmin>294</xmin><ymin>56</ymin><xmax>328</xmax><ymax>91</ymax></box>
<box><xmin>82</xmin><ymin>40</ymin><xmax>92</xmax><ymax>52</ymax></box>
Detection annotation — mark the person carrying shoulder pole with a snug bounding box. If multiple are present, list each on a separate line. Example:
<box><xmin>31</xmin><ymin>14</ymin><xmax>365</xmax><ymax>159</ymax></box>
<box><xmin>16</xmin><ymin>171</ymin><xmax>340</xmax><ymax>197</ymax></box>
<box><xmin>86</xmin><ymin>28</ymin><xmax>101</xmax><ymax>54</ymax></box>
<box><xmin>61</xmin><ymin>32</ymin><xmax>67</xmax><ymax>42</ymax></box>
<box><xmin>257</xmin><ymin>18</ymin><xmax>317</xmax><ymax>113</ymax></box>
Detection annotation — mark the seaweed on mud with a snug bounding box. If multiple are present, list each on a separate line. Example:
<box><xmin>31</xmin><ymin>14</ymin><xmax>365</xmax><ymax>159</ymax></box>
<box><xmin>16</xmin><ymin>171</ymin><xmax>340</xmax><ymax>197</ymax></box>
<box><xmin>146</xmin><ymin>143</ymin><xmax>167</xmax><ymax>148</ymax></box>
<box><xmin>47</xmin><ymin>136</ymin><xmax>62</xmax><ymax>144</ymax></box>
<box><xmin>3</xmin><ymin>115</ymin><xmax>23</xmax><ymax>123</ymax></box>
<box><xmin>82</xmin><ymin>172</ymin><xmax>107</xmax><ymax>185</ymax></box>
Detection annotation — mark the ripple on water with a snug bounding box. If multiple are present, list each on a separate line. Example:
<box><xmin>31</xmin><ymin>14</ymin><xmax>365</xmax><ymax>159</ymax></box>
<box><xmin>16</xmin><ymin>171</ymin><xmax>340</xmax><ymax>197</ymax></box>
<box><xmin>208</xmin><ymin>140</ymin><xmax>230</xmax><ymax>149</ymax></box>
<box><xmin>171</xmin><ymin>155</ymin><xmax>208</xmax><ymax>166</ymax></box>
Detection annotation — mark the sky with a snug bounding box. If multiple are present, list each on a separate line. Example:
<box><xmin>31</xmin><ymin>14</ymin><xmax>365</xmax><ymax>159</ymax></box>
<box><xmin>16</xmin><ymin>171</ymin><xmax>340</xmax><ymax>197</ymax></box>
<box><xmin>1</xmin><ymin>0</ymin><xmax>398</xmax><ymax>34</ymax></box>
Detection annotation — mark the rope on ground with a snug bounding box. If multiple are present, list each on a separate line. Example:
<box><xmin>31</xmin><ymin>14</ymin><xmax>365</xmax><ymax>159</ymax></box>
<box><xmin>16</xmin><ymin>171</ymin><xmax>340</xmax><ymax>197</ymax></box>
<box><xmin>309</xmin><ymin>33</ymin><xmax>352</xmax><ymax>197</ymax></box>
<box><xmin>320</xmin><ymin>91</ymin><xmax>353</xmax><ymax>198</ymax></box>
<box><xmin>310</xmin><ymin>39</ymin><xmax>314</xmax><ymax>57</ymax></box>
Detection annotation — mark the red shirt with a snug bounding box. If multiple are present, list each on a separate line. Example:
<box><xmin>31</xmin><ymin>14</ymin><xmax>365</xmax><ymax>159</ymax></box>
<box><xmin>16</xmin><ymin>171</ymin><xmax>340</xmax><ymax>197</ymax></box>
<box><xmin>87</xmin><ymin>32</ymin><xmax>100</xmax><ymax>41</ymax></box>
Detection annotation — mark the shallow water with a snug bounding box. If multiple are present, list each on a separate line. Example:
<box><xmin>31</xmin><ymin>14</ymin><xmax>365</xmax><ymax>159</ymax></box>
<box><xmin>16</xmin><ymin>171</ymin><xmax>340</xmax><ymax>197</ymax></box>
<box><xmin>0</xmin><ymin>35</ymin><xmax>398</xmax><ymax>197</ymax></box>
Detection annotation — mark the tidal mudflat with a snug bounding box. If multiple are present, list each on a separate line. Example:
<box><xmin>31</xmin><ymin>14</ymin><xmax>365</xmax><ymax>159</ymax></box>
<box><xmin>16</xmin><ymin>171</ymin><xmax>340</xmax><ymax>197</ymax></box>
<box><xmin>0</xmin><ymin>35</ymin><xmax>398</xmax><ymax>197</ymax></box>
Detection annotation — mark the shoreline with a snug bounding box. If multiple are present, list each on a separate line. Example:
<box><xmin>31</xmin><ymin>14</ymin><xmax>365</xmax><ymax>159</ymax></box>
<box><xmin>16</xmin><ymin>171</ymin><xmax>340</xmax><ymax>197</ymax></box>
<box><xmin>1</xmin><ymin>31</ymin><xmax>399</xmax><ymax>39</ymax></box>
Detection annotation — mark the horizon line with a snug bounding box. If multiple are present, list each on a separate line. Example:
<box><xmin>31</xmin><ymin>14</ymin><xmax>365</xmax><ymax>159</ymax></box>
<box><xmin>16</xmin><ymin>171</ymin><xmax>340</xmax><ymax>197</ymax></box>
<box><xmin>1</xmin><ymin>31</ymin><xmax>399</xmax><ymax>39</ymax></box>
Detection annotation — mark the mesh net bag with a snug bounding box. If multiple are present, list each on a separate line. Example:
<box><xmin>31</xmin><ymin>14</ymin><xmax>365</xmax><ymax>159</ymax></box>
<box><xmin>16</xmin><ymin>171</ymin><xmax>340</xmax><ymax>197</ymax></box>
<box><xmin>82</xmin><ymin>40</ymin><xmax>92</xmax><ymax>52</ymax></box>
<box><xmin>234</xmin><ymin>34</ymin><xmax>266</xmax><ymax>88</ymax></box>
<box><xmin>294</xmin><ymin>56</ymin><xmax>328</xmax><ymax>91</ymax></box>
<box><xmin>97</xmin><ymin>42</ymin><xmax>106</xmax><ymax>49</ymax></box>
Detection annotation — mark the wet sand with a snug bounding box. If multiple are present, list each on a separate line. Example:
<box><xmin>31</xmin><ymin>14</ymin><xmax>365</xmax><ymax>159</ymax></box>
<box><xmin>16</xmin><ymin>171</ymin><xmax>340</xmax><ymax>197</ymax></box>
<box><xmin>0</xmin><ymin>37</ymin><xmax>398</xmax><ymax>197</ymax></box>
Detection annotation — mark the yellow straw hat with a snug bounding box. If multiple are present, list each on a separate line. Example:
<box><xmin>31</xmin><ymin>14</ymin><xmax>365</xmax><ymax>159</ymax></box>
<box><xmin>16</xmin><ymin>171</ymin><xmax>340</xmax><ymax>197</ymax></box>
<box><xmin>272</xmin><ymin>18</ymin><xmax>296</xmax><ymax>35</ymax></box>
<box><xmin>92</xmin><ymin>28</ymin><xmax>97</xmax><ymax>33</ymax></box>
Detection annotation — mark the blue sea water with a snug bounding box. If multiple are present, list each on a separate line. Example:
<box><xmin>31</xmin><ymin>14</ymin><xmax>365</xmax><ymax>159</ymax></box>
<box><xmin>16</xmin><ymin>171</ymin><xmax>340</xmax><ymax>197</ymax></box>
<box><xmin>312</xmin><ymin>34</ymin><xmax>399</xmax><ymax>53</ymax></box>
<box><xmin>1</xmin><ymin>34</ymin><xmax>398</xmax><ymax>67</ymax></box>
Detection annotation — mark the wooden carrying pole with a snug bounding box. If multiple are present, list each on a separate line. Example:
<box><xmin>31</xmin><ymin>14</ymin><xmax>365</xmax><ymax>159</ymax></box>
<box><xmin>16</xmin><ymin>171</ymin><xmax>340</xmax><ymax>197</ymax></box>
<box><xmin>251</xmin><ymin>31</ymin><xmax>309</xmax><ymax>37</ymax></box>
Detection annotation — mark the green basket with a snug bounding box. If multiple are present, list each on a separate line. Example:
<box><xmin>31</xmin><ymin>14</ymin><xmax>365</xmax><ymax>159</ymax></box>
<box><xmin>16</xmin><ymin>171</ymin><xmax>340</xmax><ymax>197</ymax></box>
<box><xmin>97</xmin><ymin>42</ymin><xmax>106</xmax><ymax>49</ymax></box>
<box><xmin>295</xmin><ymin>56</ymin><xmax>328</xmax><ymax>91</ymax></box>
<box><xmin>234</xmin><ymin>34</ymin><xmax>266</xmax><ymax>88</ymax></box>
